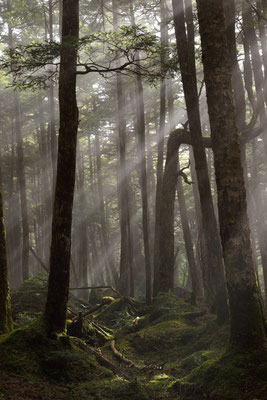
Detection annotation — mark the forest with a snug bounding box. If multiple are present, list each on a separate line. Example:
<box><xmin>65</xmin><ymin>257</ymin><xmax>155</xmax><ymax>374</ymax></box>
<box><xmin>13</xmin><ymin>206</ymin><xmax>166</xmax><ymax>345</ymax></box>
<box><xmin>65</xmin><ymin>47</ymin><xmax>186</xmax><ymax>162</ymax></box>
<box><xmin>0</xmin><ymin>0</ymin><xmax>267</xmax><ymax>399</ymax></box>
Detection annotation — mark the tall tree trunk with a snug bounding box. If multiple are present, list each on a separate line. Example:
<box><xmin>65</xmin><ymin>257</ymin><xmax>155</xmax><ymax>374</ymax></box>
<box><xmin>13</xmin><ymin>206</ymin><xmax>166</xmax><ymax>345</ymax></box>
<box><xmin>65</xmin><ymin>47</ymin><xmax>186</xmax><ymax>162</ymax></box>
<box><xmin>0</xmin><ymin>167</ymin><xmax>13</xmax><ymax>334</ymax></box>
<box><xmin>242</xmin><ymin>1</ymin><xmax>267</xmax><ymax>149</ymax></box>
<box><xmin>5</xmin><ymin>122</ymin><xmax>22</xmax><ymax>288</ymax></box>
<box><xmin>7</xmin><ymin>0</ymin><xmax>30</xmax><ymax>281</ymax></box>
<box><xmin>45</xmin><ymin>0</ymin><xmax>79</xmax><ymax>333</ymax></box>
<box><xmin>14</xmin><ymin>95</ymin><xmax>30</xmax><ymax>281</ymax></box>
<box><xmin>197</xmin><ymin>0</ymin><xmax>266</xmax><ymax>348</ymax></box>
<box><xmin>170</xmin><ymin>0</ymin><xmax>228</xmax><ymax>322</ymax></box>
<box><xmin>113</xmin><ymin>0</ymin><xmax>134</xmax><ymax>296</ymax></box>
<box><xmin>38</xmin><ymin>95</ymin><xmax>51</xmax><ymax>265</ymax></box>
<box><xmin>76</xmin><ymin>141</ymin><xmax>89</xmax><ymax>299</ymax></box>
<box><xmin>177</xmin><ymin>155</ymin><xmax>202</xmax><ymax>302</ymax></box>
<box><xmin>48</xmin><ymin>0</ymin><xmax>58</xmax><ymax>194</ymax></box>
<box><xmin>168</xmin><ymin>73</ymin><xmax>202</xmax><ymax>301</ymax></box>
<box><xmin>130</xmin><ymin>0</ymin><xmax>152</xmax><ymax>304</ymax></box>
<box><xmin>153</xmin><ymin>0</ymin><xmax>167</xmax><ymax>297</ymax></box>
<box><xmin>93</xmin><ymin>101</ymin><xmax>119</xmax><ymax>287</ymax></box>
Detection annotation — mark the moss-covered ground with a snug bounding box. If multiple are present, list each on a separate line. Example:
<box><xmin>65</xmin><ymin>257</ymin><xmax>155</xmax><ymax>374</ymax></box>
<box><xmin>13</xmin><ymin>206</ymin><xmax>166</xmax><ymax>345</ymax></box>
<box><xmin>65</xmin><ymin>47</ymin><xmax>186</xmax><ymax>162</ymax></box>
<box><xmin>0</xmin><ymin>276</ymin><xmax>266</xmax><ymax>399</ymax></box>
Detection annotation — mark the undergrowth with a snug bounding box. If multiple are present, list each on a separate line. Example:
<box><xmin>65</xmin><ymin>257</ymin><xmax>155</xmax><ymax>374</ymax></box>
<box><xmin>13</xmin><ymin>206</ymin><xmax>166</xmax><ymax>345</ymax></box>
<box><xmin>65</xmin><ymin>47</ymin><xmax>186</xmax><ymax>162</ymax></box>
<box><xmin>0</xmin><ymin>278</ymin><xmax>266</xmax><ymax>399</ymax></box>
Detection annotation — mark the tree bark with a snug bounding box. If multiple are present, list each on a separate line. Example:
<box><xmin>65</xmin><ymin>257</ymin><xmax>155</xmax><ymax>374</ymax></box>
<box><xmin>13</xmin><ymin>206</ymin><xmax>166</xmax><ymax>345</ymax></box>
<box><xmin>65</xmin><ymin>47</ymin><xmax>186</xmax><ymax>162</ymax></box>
<box><xmin>0</xmin><ymin>167</ymin><xmax>13</xmax><ymax>334</ymax></box>
<box><xmin>7</xmin><ymin>0</ymin><xmax>30</xmax><ymax>282</ymax></box>
<box><xmin>197</xmin><ymin>0</ymin><xmax>266</xmax><ymax>348</ymax></box>
<box><xmin>169</xmin><ymin>0</ymin><xmax>228</xmax><ymax>322</ymax></box>
<box><xmin>153</xmin><ymin>0</ymin><xmax>167</xmax><ymax>297</ymax></box>
<box><xmin>45</xmin><ymin>0</ymin><xmax>79</xmax><ymax>333</ymax></box>
<box><xmin>177</xmin><ymin>155</ymin><xmax>202</xmax><ymax>302</ymax></box>
<box><xmin>112</xmin><ymin>0</ymin><xmax>132</xmax><ymax>295</ymax></box>
<box><xmin>130</xmin><ymin>0</ymin><xmax>152</xmax><ymax>303</ymax></box>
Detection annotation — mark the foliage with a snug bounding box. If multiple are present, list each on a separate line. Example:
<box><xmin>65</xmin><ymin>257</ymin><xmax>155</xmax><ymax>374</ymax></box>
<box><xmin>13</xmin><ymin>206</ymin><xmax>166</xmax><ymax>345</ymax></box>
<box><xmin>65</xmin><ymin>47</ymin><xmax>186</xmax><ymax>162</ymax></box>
<box><xmin>1</xmin><ymin>26</ymin><xmax>178</xmax><ymax>89</ymax></box>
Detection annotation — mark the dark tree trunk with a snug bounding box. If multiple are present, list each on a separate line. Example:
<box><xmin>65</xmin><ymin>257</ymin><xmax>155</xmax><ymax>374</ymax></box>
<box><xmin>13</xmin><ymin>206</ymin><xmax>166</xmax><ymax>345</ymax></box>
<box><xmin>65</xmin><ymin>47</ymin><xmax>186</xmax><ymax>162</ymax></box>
<box><xmin>45</xmin><ymin>0</ymin><xmax>79</xmax><ymax>333</ymax></box>
<box><xmin>130</xmin><ymin>0</ymin><xmax>152</xmax><ymax>303</ymax></box>
<box><xmin>48</xmin><ymin>0</ymin><xmax>58</xmax><ymax>195</ymax></box>
<box><xmin>0</xmin><ymin>166</ymin><xmax>13</xmax><ymax>334</ymax></box>
<box><xmin>94</xmin><ymin>123</ymin><xmax>118</xmax><ymax>287</ymax></box>
<box><xmin>197</xmin><ymin>0</ymin><xmax>266</xmax><ymax>348</ymax></box>
<box><xmin>38</xmin><ymin>95</ymin><xmax>51</xmax><ymax>265</ymax></box>
<box><xmin>167</xmin><ymin>72</ymin><xmax>202</xmax><ymax>301</ymax></box>
<box><xmin>5</xmin><ymin>122</ymin><xmax>22</xmax><ymax>288</ymax></box>
<box><xmin>153</xmin><ymin>0</ymin><xmax>167</xmax><ymax>297</ymax></box>
<box><xmin>7</xmin><ymin>0</ymin><xmax>30</xmax><ymax>282</ymax></box>
<box><xmin>242</xmin><ymin>1</ymin><xmax>267</xmax><ymax>141</ymax></box>
<box><xmin>170</xmin><ymin>0</ymin><xmax>228</xmax><ymax>322</ymax></box>
<box><xmin>112</xmin><ymin>1</ymin><xmax>132</xmax><ymax>295</ymax></box>
<box><xmin>76</xmin><ymin>141</ymin><xmax>89</xmax><ymax>299</ymax></box>
<box><xmin>257</xmin><ymin>0</ymin><xmax>267</xmax><ymax>102</ymax></box>
<box><xmin>177</xmin><ymin>156</ymin><xmax>202</xmax><ymax>302</ymax></box>
<box><xmin>14</xmin><ymin>95</ymin><xmax>30</xmax><ymax>282</ymax></box>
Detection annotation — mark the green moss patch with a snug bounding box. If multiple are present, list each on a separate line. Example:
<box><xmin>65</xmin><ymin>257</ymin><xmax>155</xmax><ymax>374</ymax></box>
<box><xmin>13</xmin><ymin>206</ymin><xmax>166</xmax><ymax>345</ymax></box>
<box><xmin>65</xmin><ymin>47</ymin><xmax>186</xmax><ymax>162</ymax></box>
<box><xmin>11</xmin><ymin>274</ymin><xmax>90</xmax><ymax>329</ymax></box>
<box><xmin>0</xmin><ymin>318</ymin><xmax>112</xmax><ymax>400</ymax></box>
<box><xmin>170</xmin><ymin>345</ymin><xmax>267</xmax><ymax>399</ymax></box>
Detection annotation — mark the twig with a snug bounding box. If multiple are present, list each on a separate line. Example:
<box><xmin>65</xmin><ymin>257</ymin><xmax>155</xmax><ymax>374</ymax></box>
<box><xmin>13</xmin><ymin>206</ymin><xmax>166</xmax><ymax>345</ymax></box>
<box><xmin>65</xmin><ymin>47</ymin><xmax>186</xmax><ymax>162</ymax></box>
<box><xmin>177</xmin><ymin>161</ymin><xmax>193</xmax><ymax>185</ymax></box>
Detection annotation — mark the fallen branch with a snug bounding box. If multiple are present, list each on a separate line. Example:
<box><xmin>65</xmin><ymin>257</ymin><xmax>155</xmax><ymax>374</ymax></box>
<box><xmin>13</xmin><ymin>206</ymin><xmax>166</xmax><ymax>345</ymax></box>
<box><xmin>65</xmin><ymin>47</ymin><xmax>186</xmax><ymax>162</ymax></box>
<box><xmin>29</xmin><ymin>247</ymin><xmax>49</xmax><ymax>273</ymax></box>
<box><xmin>83</xmin><ymin>298</ymin><xmax>114</xmax><ymax>317</ymax></box>
<box><xmin>12</xmin><ymin>285</ymin><xmax>121</xmax><ymax>298</ymax></box>
<box><xmin>69</xmin><ymin>286</ymin><xmax>121</xmax><ymax>298</ymax></box>
<box><xmin>111</xmin><ymin>339</ymin><xmax>134</xmax><ymax>366</ymax></box>
<box><xmin>110</xmin><ymin>340</ymin><xmax>165</xmax><ymax>372</ymax></box>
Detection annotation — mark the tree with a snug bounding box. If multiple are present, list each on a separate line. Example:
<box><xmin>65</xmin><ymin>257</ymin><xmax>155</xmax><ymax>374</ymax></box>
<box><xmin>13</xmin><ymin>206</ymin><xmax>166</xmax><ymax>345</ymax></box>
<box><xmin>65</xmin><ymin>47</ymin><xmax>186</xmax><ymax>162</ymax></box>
<box><xmin>44</xmin><ymin>0</ymin><xmax>79</xmax><ymax>333</ymax></box>
<box><xmin>174</xmin><ymin>0</ymin><xmax>228</xmax><ymax>322</ymax></box>
<box><xmin>0</xmin><ymin>167</ymin><xmax>13</xmax><ymax>334</ymax></box>
<box><xmin>7</xmin><ymin>0</ymin><xmax>30</xmax><ymax>282</ymax></box>
<box><xmin>196</xmin><ymin>0</ymin><xmax>266</xmax><ymax>348</ymax></box>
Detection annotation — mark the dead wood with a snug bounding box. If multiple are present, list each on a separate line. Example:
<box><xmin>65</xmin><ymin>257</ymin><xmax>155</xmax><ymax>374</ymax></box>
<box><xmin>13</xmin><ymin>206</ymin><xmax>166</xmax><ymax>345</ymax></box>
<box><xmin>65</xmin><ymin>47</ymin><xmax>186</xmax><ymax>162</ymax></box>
<box><xmin>110</xmin><ymin>339</ymin><xmax>165</xmax><ymax>372</ymax></box>
<box><xmin>29</xmin><ymin>247</ymin><xmax>49</xmax><ymax>273</ymax></box>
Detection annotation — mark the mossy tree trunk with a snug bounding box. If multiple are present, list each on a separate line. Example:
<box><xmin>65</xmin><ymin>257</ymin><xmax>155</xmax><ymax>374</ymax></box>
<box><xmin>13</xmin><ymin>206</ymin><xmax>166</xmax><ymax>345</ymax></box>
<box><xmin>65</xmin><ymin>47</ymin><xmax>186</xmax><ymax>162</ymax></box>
<box><xmin>45</xmin><ymin>0</ymin><xmax>79</xmax><ymax>333</ymax></box>
<box><xmin>0</xmin><ymin>170</ymin><xmax>13</xmax><ymax>334</ymax></box>
<box><xmin>197</xmin><ymin>0</ymin><xmax>266</xmax><ymax>348</ymax></box>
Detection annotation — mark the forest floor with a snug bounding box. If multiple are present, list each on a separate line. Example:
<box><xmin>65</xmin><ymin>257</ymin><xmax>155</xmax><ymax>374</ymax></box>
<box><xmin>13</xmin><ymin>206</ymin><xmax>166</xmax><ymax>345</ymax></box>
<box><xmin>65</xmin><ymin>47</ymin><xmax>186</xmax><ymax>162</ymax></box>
<box><xmin>0</xmin><ymin>274</ymin><xmax>266</xmax><ymax>400</ymax></box>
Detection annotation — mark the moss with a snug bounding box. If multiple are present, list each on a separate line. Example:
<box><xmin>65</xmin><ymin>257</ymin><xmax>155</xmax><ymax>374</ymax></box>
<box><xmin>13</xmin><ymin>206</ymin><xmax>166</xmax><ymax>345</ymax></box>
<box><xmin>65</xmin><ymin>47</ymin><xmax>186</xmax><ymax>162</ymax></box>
<box><xmin>110</xmin><ymin>378</ymin><xmax>151</xmax><ymax>400</ymax></box>
<box><xmin>11</xmin><ymin>274</ymin><xmax>89</xmax><ymax>328</ymax></box>
<box><xmin>0</xmin><ymin>317</ymin><xmax>112</xmax><ymax>399</ymax></box>
<box><xmin>171</xmin><ymin>344</ymin><xmax>267</xmax><ymax>399</ymax></box>
<box><xmin>2</xmin><ymin>285</ymin><xmax>264</xmax><ymax>400</ymax></box>
<box><xmin>97</xmin><ymin>296</ymin><xmax>140</xmax><ymax>328</ymax></box>
<box><xmin>11</xmin><ymin>274</ymin><xmax>49</xmax><ymax>319</ymax></box>
<box><xmin>169</xmin><ymin>350</ymin><xmax>219</xmax><ymax>377</ymax></box>
<box><xmin>42</xmin><ymin>348</ymin><xmax>111</xmax><ymax>382</ymax></box>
